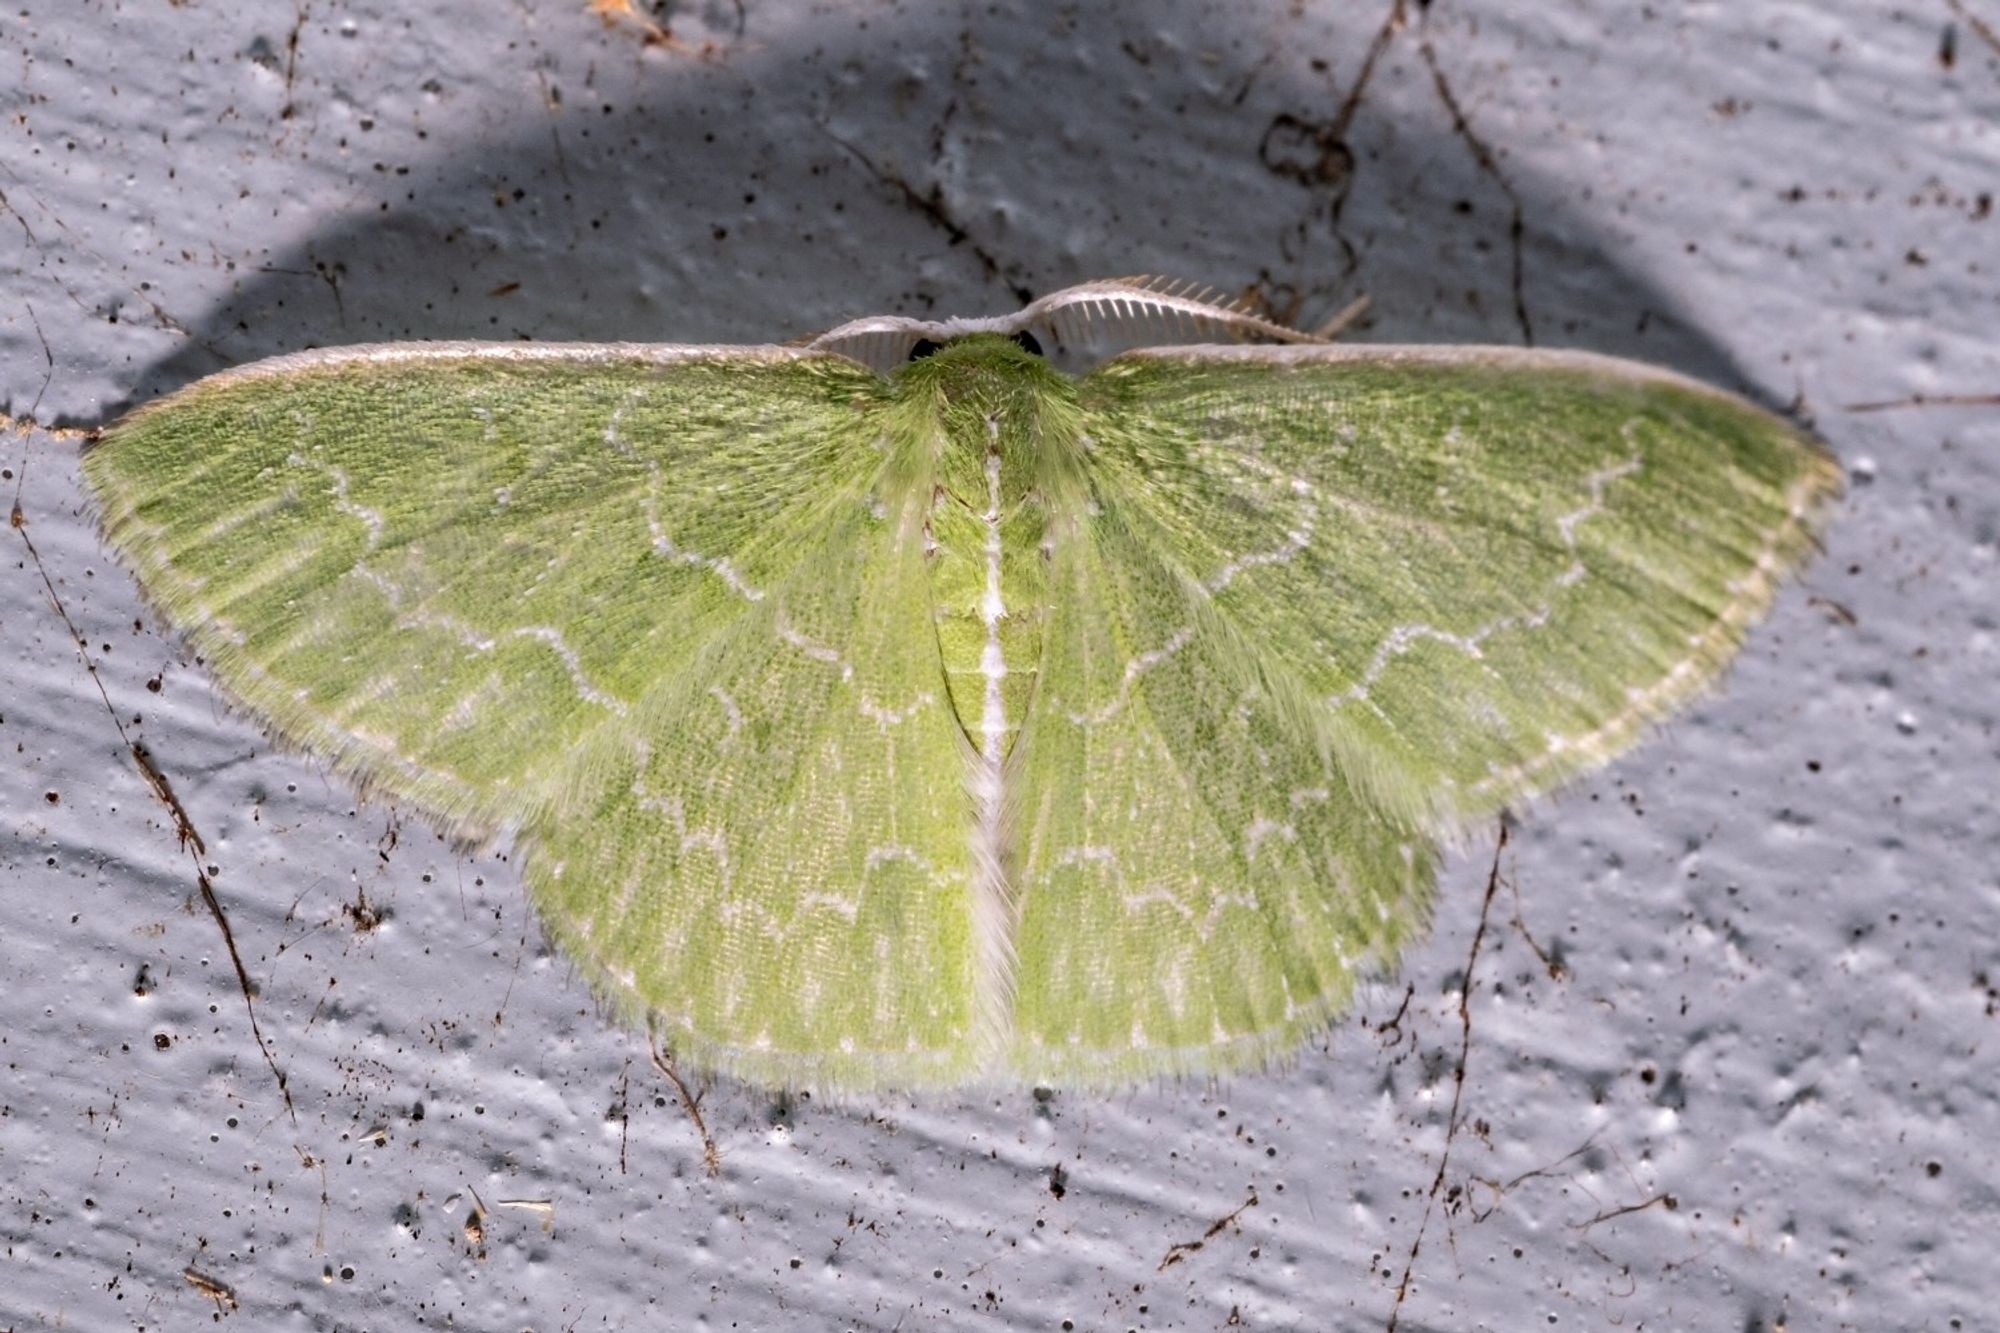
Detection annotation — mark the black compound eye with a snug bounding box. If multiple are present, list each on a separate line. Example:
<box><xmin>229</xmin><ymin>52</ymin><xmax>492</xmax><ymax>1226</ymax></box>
<box><xmin>908</xmin><ymin>338</ymin><xmax>945</xmax><ymax>361</ymax></box>
<box><xmin>1009</xmin><ymin>329</ymin><xmax>1044</xmax><ymax>357</ymax></box>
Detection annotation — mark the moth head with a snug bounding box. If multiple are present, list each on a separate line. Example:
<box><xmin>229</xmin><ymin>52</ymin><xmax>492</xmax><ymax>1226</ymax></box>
<box><xmin>806</xmin><ymin>317</ymin><xmax>1054</xmax><ymax>376</ymax></box>
<box><xmin>906</xmin><ymin>330</ymin><xmax>1042</xmax><ymax>362</ymax></box>
<box><xmin>799</xmin><ymin>279</ymin><xmax>1326</xmax><ymax>376</ymax></box>
<box><xmin>892</xmin><ymin>334</ymin><xmax>1072</xmax><ymax>419</ymax></box>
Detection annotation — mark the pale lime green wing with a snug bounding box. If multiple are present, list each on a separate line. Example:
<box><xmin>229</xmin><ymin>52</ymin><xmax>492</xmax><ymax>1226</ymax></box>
<box><xmin>1004</xmin><ymin>343</ymin><xmax>1837</xmax><ymax>1083</ymax></box>
<box><xmin>87</xmin><ymin>346</ymin><xmax>876</xmax><ymax>828</ymax></box>
<box><xmin>530</xmin><ymin>475</ymin><xmax>982</xmax><ymax>1088</ymax></box>
<box><xmin>1074</xmin><ymin>345</ymin><xmax>1842</xmax><ymax>829</ymax></box>
<box><xmin>1008</xmin><ymin>515</ymin><xmax>1438</xmax><ymax>1084</ymax></box>
<box><xmin>86</xmin><ymin>345</ymin><xmax>978</xmax><ymax>1087</ymax></box>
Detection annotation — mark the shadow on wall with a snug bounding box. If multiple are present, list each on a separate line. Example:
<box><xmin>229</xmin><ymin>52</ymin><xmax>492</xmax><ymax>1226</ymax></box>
<box><xmin>109</xmin><ymin>2</ymin><xmax>1764</xmax><ymax>423</ymax></box>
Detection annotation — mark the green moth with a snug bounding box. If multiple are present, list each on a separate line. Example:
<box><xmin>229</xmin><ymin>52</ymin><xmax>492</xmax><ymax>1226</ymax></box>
<box><xmin>85</xmin><ymin>278</ymin><xmax>1841</xmax><ymax>1090</ymax></box>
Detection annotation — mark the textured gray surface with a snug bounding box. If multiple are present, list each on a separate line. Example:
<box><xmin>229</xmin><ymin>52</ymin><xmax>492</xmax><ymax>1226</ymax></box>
<box><xmin>3</xmin><ymin>1</ymin><xmax>1994</xmax><ymax>1328</ymax></box>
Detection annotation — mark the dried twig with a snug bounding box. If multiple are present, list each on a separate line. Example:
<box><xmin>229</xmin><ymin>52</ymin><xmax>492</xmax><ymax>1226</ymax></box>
<box><xmin>650</xmin><ymin>1040</ymin><xmax>721</xmax><ymax>1176</ymax></box>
